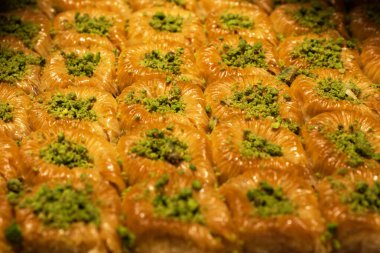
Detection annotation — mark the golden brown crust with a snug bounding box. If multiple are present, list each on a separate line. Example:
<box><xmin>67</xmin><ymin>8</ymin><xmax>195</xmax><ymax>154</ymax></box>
<box><xmin>0</xmin><ymin>134</ymin><xmax>25</xmax><ymax>181</ymax></box>
<box><xmin>0</xmin><ymin>178</ymin><xmax>14</xmax><ymax>253</ymax></box>
<box><xmin>200</xmin><ymin>0</ymin><xmax>273</xmax><ymax>14</ymax></box>
<box><xmin>53</xmin><ymin>31</ymin><xmax>116</xmax><ymax>51</ymax></box>
<box><xmin>128</xmin><ymin>0</ymin><xmax>197</xmax><ymax>13</ymax></box>
<box><xmin>350</xmin><ymin>4</ymin><xmax>380</xmax><ymax>41</ymax></box>
<box><xmin>361</xmin><ymin>36</ymin><xmax>380</xmax><ymax>84</ymax></box>
<box><xmin>52</xmin><ymin>0</ymin><xmax>131</xmax><ymax>16</ymax></box>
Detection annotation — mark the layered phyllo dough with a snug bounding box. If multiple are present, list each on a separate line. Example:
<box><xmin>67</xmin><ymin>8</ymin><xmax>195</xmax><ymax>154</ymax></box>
<box><xmin>52</xmin><ymin>32</ymin><xmax>116</xmax><ymax>51</ymax></box>
<box><xmin>0</xmin><ymin>37</ymin><xmax>44</xmax><ymax>94</ymax></box>
<box><xmin>51</xmin><ymin>0</ymin><xmax>131</xmax><ymax>16</ymax></box>
<box><xmin>205</xmin><ymin>74</ymin><xmax>303</xmax><ymax>134</ymax></box>
<box><xmin>53</xmin><ymin>9</ymin><xmax>127</xmax><ymax>49</ymax></box>
<box><xmin>117</xmin><ymin>78</ymin><xmax>208</xmax><ymax>132</ymax></box>
<box><xmin>19</xmin><ymin>126</ymin><xmax>125</xmax><ymax>191</ymax></box>
<box><xmin>211</xmin><ymin>118</ymin><xmax>309</xmax><ymax>183</ymax></box>
<box><xmin>117</xmin><ymin>122</ymin><xmax>215</xmax><ymax>186</ymax></box>
<box><xmin>8</xmin><ymin>177</ymin><xmax>123</xmax><ymax>253</ymax></box>
<box><xmin>220</xmin><ymin>169</ymin><xmax>324</xmax><ymax>253</ymax></box>
<box><xmin>290</xmin><ymin>69</ymin><xmax>378</xmax><ymax>120</ymax></box>
<box><xmin>318</xmin><ymin>169</ymin><xmax>380</xmax><ymax>253</ymax></box>
<box><xmin>117</xmin><ymin>42</ymin><xmax>202</xmax><ymax>91</ymax></box>
<box><xmin>0</xmin><ymin>134</ymin><xmax>25</xmax><ymax>181</ymax></box>
<box><xmin>127</xmin><ymin>7</ymin><xmax>205</xmax><ymax>50</ymax></box>
<box><xmin>128</xmin><ymin>0</ymin><xmax>197</xmax><ymax>12</ymax></box>
<box><xmin>349</xmin><ymin>4</ymin><xmax>380</xmax><ymax>41</ymax></box>
<box><xmin>30</xmin><ymin>87</ymin><xmax>120</xmax><ymax>141</ymax></box>
<box><xmin>199</xmin><ymin>0</ymin><xmax>273</xmax><ymax>14</ymax></box>
<box><xmin>302</xmin><ymin>110</ymin><xmax>380</xmax><ymax>176</ymax></box>
<box><xmin>360</xmin><ymin>36</ymin><xmax>380</xmax><ymax>84</ymax></box>
<box><xmin>0</xmin><ymin>178</ymin><xmax>14</xmax><ymax>253</ymax></box>
<box><xmin>197</xmin><ymin>36</ymin><xmax>280</xmax><ymax>82</ymax></box>
<box><xmin>0</xmin><ymin>10</ymin><xmax>51</xmax><ymax>56</ymax></box>
<box><xmin>121</xmin><ymin>172</ymin><xmax>235</xmax><ymax>253</ymax></box>
<box><xmin>0</xmin><ymin>86</ymin><xmax>31</xmax><ymax>140</ymax></box>
<box><xmin>41</xmin><ymin>46</ymin><xmax>117</xmax><ymax>95</ymax></box>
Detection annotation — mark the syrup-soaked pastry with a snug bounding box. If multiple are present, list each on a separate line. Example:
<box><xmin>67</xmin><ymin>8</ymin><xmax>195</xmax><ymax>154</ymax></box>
<box><xmin>0</xmin><ymin>9</ymin><xmax>51</xmax><ymax>57</ymax></box>
<box><xmin>0</xmin><ymin>133</ymin><xmax>26</xmax><ymax>181</ymax></box>
<box><xmin>318</xmin><ymin>169</ymin><xmax>380</xmax><ymax>253</ymax></box>
<box><xmin>30</xmin><ymin>87</ymin><xmax>120</xmax><ymax>142</ymax></box>
<box><xmin>117</xmin><ymin>121</ymin><xmax>216</xmax><ymax>186</ymax></box>
<box><xmin>12</xmin><ymin>177</ymin><xmax>123</xmax><ymax>253</ymax></box>
<box><xmin>53</xmin><ymin>32</ymin><xmax>116</xmax><ymax>51</ymax></box>
<box><xmin>51</xmin><ymin>0</ymin><xmax>131</xmax><ymax>16</ymax></box>
<box><xmin>121</xmin><ymin>171</ymin><xmax>236</xmax><ymax>253</ymax></box>
<box><xmin>290</xmin><ymin>69</ymin><xmax>378</xmax><ymax>120</ymax></box>
<box><xmin>197</xmin><ymin>36</ymin><xmax>280</xmax><ymax>83</ymax></box>
<box><xmin>211</xmin><ymin>117</ymin><xmax>309</xmax><ymax>183</ymax></box>
<box><xmin>0</xmin><ymin>37</ymin><xmax>44</xmax><ymax>95</ymax></box>
<box><xmin>302</xmin><ymin>110</ymin><xmax>380</xmax><ymax>176</ymax></box>
<box><xmin>53</xmin><ymin>9</ymin><xmax>128</xmax><ymax>50</ymax></box>
<box><xmin>0</xmin><ymin>85</ymin><xmax>31</xmax><ymax>140</ymax></box>
<box><xmin>204</xmin><ymin>74</ymin><xmax>303</xmax><ymax>134</ymax></box>
<box><xmin>127</xmin><ymin>7</ymin><xmax>206</xmax><ymax>50</ymax></box>
<box><xmin>349</xmin><ymin>4</ymin><xmax>380</xmax><ymax>41</ymax></box>
<box><xmin>205</xmin><ymin>4</ymin><xmax>277</xmax><ymax>45</ymax></box>
<box><xmin>1</xmin><ymin>0</ymin><xmax>54</xmax><ymax>19</ymax></box>
<box><xmin>40</xmin><ymin>46</ymin><xmax>118</xmax><ymax>95</ymax></box>
<box><xmin>270</xmin><ymin>2</ymin><xmax>347</xmax><ymax>38</ymax></box>
<box><xmin>128</xmin><ymin>0</ymin><xmax>197</xmax><ymax>12</ymax></box>
<box><xmin>361</xmin><ymin>36</ymin><xmax>380</xmax><ymax>84</ymax></box>
<box><xmin>200</xmin><ymin>0</ymin><xmax>273</xmax><ymax>14</ymax></box>
<box><xmin>19</xmin><ymin>125</ymin><xmax>125</xmax><ymax>191</ymax></box>
<box><xmin>117</xmin><ymin>78</ymin><xmax>208</xmax><ymax>132</ymax></box>
<box><xmin>220</xmin><ymin>169</ymin><xmax>324</xmax><ymax>253</ymax></box>
<box><xmin>117</xmin><ymin>42</ymin><xmax>202</xmax><ymax>91</ymax></box>
<box><xmin>0</xmin><ymin>178</ymin><xmax>14</xmax><ymax>253</ymax></box>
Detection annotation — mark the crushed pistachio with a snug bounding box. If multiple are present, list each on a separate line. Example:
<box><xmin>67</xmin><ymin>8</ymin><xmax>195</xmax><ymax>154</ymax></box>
<box><xmin>74</xmin><ymin>13</ymin><xmax>113</xmax><ymax>36</ymax></box>
<box><xmin>39</xmin><ymin>133</ymin><xmax>93</xmax><ymax>168</ymax></box>
<box><xmin>155</xmin><ymin>174</ymin><xmax>170</xmax><ymax>189</ymax></box>
<box><xmin>62</xmin><ymin>51</ymin><xmax>101</xmax><ymax>77</ymax></box>
<box><xmin>316</xmin><ymin>77</ymin><xmax>361</xmax><ymax>102</ymax></box>
<box><xmin>4</xmin><ymin>222</ymin><xmax>22</xmax><ymax>246</ymax></box>
<box><xmin>46</xmin><ymin>93</ymin><xmax>97</xmax><ymax>121</ymax></box>
<box><xmin>166</xmin><ymin>0</ymin><xmax>185</xmax><ymax>7</ymax></box>
<box><xmin>117</xmin><ymin>226</ymin><xmax>136</xmax><ymax>249</ymax></box>
<box><xmin>0</xmin><ymin>101</ymin><xmax>13</xmax><ymax>123</ymax></box>
<box><xmin>240</xmin><ymin>130</ymin><xmax>283</xmax><ymax>158</ymax></box>
<box><xmin>276</xmin><ymin>66</ymin><xmax>316</xmax><ymax>86</ymax></box>
<box><xmin>192</xmin><ymin>180</ymin><xmax>202</xmax><ymax>190</ymax></box>
<box><xmin>149</xmin><ymin>12</ymin><xmax>184</xmax><ymax>33</ymax></box>
<box><xmin>2</xmin><ymin>0</ymin><xmax>36</xmax><ymax>11</ymax></box>
<box><xmin>125</xmin><ymin>86</ymin><xmax>185</xmax><ymax>113</ymax></box>
<box><xmin>221</xmin><ymin>39</ymin><xmax>267</xmax><ymax>68</ymax></box>
<box><xmin>0</xmin><ymin>47</ymin><xmax>44</xmax><ymax>83</ymax></box>
<box><xmin>326</xmin><ymin>124</ymin><xmax>380</xmax><ymax>167</ymax></box>
<box><xmin>343</xmin><ymin>181</ymin><xmax>380</xmax><ymax>213</ymax></box>
<box><xmin>291</xmin><ymin>38</ymin><xmax>345</xmax><ymax>71</ymax></box>
<box><xmin>0</xmin><ymin>15</ymin><xmax>39</xmax><ymax>48</ymax></box>
<box><xmin>131</xmin><ymin>128</ymin><xmax>191</xmax><ymax>166</ymax></box>
<box><xmin>247</xmin><ymin>181</ymin><xmax>294</xmax><ymax>217</ymax></box>
<box><xmin>141</xmin><ymin>48</ymin><xmax>183</xmax><ymax>75</ymax></box>
<box><xmin>371</xmin><ymin>83</ymin><xmax>380</xmax><ymax>90</ymax></box>
<box><xmin>290</xmin><ymin>3</ymin><xmax>335</xmax><ymax>33</ymax></box>
<box><xmin>20</xmin><ymin>183</ymin><xmax>100</xmax><ymax>229</ymax></box>
<box><xmin>219</xmin><ymin>13</ymin><xmax>253</xmax><ymax>30</ymax></box>
<box><xmin>7</xmin><ymin>179</ymin><xmax>24</xmax><ymax>205</ymax></box>
<box><xmin>321</xmin><ymin>223</ymin><xmax>341</xmax><ymax>250</ymax></box>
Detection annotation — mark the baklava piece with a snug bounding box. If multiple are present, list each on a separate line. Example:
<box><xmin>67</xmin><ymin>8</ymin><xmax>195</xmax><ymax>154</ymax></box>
<box><xmin>0</xmin><ymin>133</ymin><xmax>26</xmax><ymax>181</ymax></box>
<box><xmin>361</xmin><ymin>36</ymin><xmax>380</xmax><ymax>84</ymax></box>
<box><xmin>53</xmin><ymin>32</ymin><xmax>116</xmax><ymax>51</ymax></box>
<box><xmin>200</xmin><ymin>0</ymin><xmax>273</xmax><ymax>14</ymax></box>
<box><xmin>349</xmin><ymin>4</ymin><xmax>380</xmax><ymax>41</ymax></box>
<box><xmin>129</xmin><ymin>0</ymin><xmax>197</xmax><ymax>14</ymax></box>
<box><xmin>52</xmin><ymin>0</ymin><xmax>131</xmax><ymax>16</ymax></box>
<box><xmin>302</xmin><ymin>110</ymin><xmax>380</xmax><ymax>176</ymax></box>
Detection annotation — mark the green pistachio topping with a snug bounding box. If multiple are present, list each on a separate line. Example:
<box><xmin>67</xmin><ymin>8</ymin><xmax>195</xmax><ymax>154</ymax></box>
<box><xmin>291</xmin><ymin>3</ymin><xmax>335</xmax><ymax>33</ymax></box>
<box><xmin>343</xmin><ymin>181</ymin><xmax>380</xmax><ymax>213</ymax></box>
<box><xmin>141</xmin><ymin>48</ymin><xmax>183</xmax><ymax>75</ymax></box>
<box><xmin>166</xmin><ymin>0</ymin><xmax>185</xmax><ymax>7</ymax></box>
<box><xmin>125</xmin><ymin>86</ymin><xmax>185</xmax><ymax>114</ymax></box>
<box><xmin>4</xmin><ymin>222</ymin><xmax>22</xmax><ymax>245</ymax></box>
<box><xmin>0</xmin><ymin>101</ymin><xmax>13</xmax><ymax>123</ymax></box>
<box><xmin>74</xmin><ymin>13</ymin><xmax>113</xmax><ymax>36</ymax></box>
<box><xmin>240</xmin><ymin>130</ymin><xmax>283</xmax><ymax>158</ymax></box>
<box><xmin>149</xmin><ymin>12</ymin><xmax>184</xmax><ymax>33</ymax></box>
<box><xmin>0</xmin><ymin>47</ymin><xmax>44</xmax><ymax>83</ymax></box>
<box><xmin>326</xmin><ymin>124</ymin><xmax>380</xmax><ymax>167</ymax></box>
<box><xmin>62</xmin><ymin>52</ymin><xmax>101</xmax><ymax>77</ymax></box>
<box><xmin>46</xmin><ymin>93</ymin><xmax>97</xmax><ymax>121</ymax></box>
<box><xmin>7</xmin><ymin>179</ymin><xmax>24</xmax><ymax>205</ymax></box>
<box><xmin>39</xmin><ymin>133</ymin><xmax>93</xmax><ymax>168</ymax></box>
<box><xmin>117</xmin><ymin>226</ymin><xmax>136</xmax><ymax>249</ymax></box>
<box><xmin>367</xmin><ymin>5</ymin><xmax>380</xmax><ymax>24</ymax></box>
<box><xmin>291</xmin><ymin>38</ymin><xmax>344</xmax><ymax>71</ymax></box>
<box><xmin>221</xmin><ymin>39</ymin><xmax>267</xmax><ymax>68</ymax></box>
<box><xmin>316</xmin><ymin>77</ymin><xmax>361</xmax><ymax>102</ymax></box>
<box><xmin>2</xmin><ymin>0</ymin><xmax>36</xmax><ymax>11</ymax></box>
<box><xmin>131</xmin><ymin>128</ymin><xmax>191</xmax><ymax>166</ymax></box>
<box><xmin>20</xmin><ymin>183</ymin><xmax>100</xmax><ymax>229</ymax></box>
<box><xmin>247</xmin><ymin>181</ymin><xmax>294</xmax><ymax>217</ymax></box>
<box><xmin>0</xmin><ymin>15</ymin><xmax>40</xmax><ymax>48</ymax></box>
<box><xmin>219</xmin><ymin>13</ymin><xmax>253</xmax><ymax>30</ymax></box>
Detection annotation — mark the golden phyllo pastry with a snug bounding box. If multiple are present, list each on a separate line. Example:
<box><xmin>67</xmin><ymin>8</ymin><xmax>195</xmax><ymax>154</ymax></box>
<box><xmin>290</xmin><ymin>70</ymin><xmax>378</xmax><ymax>120</ymax></box>
<box><xmin>0</xmin><ymin>178</ymin><xmax>14</xmax><ymax>253</ymax></box>
<box><xmin>53</xmin><ymin>9</ymin><xmax>127</xmax><ymax>50</ymax></box>
<box><xmin>197</xmin><ymin>36</ymin><xmax>280</xmax><ymax>83</ymax></box>
<box><xmin>41</xmin><ymin>46</ymin><xmax>117</xmax><ymax>95</ymax></box>
<box><xmin>0</xmin><ymin>86</ymin><xmax>31</xmax><ymax>140</ymax></box>
<box><xmin>360</xmin><ymin>36</ymin><xmax>380</xmax><ymax>84</ymax></box>
<box><xmin>349</xmin><ymin>4</ymin><xmax>380</xmax><ymax>41</ymax></box>
<box><xmin>200</xmin><ymin>0</ymin><xmax>273</xmax><ymax>14</ymax></box>
<box><xmin>128</xmin><ymin>0</ymin><xmax>197</xmax><ymax>13</ymax></box>
<box><xmin>117</xmin><ymin>42</ymin><xmax>202</xmax><ymax>91</ymax></box>
<box><xmin>318</xmin><ymin>169</ymin><xmax>380</xmax><ymax>253</ymax></box>
<box><xmin>220</xmin><ymin>169</ymin><xmax>324</xmax><ymax>253</ymax></box>
<box><xmin>51</xmin><ymin>0</ymin><xmax>131</xmax><ymax>16</ymax></box>
<box><xmin>117</xmin><ymin>78</ymin><xmax>208</xmax><ymax>132</ymax></box>
<box><xmin>9</xmin><ymin>178</ymin><xmax>122</xmax><ymax>253</ymax></box>
<box><xmin>52</xmin><ymin>32</ymin><xmax>116</xmax><ymax>51</ymax></box>
<box><xmin>121</xmin><ymin>172</ymin><xmax>235</xmax><ymax>253</ymax></box>
<box><xmin>0</xmin><ymin>133</ymin><xmax>26</xmax><ymax>181</ymax></box>
<box><xmin>19</xmin><ymin>126</ymin><xmax>125</xmax><ymax>191</ymax></box>
<box><xmin>30</xmin><ymin>87</ymin><xmax>120</xmax><ymax>142</ymax></box>
<box><xmin>211</xmin><ymin>118</ymin><xmax>309</xmax><ymax>183</ymax></box>
<box><xmin>117</xmin><ymin>122</ymin><xmax>216</xmax><ymax>186</ymax></box>
<box><xmin>302</xmin><ymin>110</ymin><xmax>380</xmax><ymax>176</ymax></box>
<box><xmin>0</xmin><ymin>37</ymin><xmax>44</xmax><ymax>95</ymax></box>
